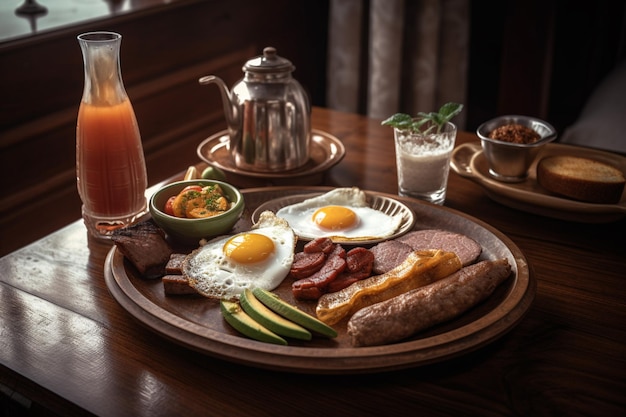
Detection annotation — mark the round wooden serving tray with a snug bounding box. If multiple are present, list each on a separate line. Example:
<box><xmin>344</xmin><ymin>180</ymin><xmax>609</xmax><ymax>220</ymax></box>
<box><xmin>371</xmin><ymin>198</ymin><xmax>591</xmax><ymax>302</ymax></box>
<box><xmin>104</xmin><ymin>187</ymin><xmax>534</xmax><ymax>374</ymax></box>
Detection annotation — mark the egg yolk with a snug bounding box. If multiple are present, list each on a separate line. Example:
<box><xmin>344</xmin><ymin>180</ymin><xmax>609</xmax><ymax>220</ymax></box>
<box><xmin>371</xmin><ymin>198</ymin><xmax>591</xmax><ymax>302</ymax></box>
<box><xmin>223</xmin><ymin>233</ymin><xmax>275</xmax><ymax>264</ymax></box>
<box><xmin>312</xmin><ymin>205</ymin><xmax>358</xmax><ymax>231</ymax></box>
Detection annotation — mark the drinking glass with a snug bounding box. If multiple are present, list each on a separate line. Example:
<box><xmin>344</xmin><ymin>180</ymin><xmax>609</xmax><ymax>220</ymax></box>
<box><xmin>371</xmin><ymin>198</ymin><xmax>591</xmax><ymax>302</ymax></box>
<box><xmin>393</xmin><ymin>121</ymin><xmax>457</xmax><ymax>205</ymax></box>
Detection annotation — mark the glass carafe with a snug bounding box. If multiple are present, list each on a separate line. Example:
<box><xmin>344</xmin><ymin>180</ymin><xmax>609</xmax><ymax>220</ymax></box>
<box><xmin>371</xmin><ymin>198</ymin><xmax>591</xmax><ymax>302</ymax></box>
<box><xmin>76</xmin><ymin>31</ymin><xmax>147</xmax><ymax>239</ymax></box>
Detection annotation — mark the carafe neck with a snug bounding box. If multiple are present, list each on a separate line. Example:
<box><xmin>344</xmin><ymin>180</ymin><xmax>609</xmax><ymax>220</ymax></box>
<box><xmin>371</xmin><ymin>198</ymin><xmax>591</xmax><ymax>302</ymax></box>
<box><xmin>78</xmin><ymin>31</ymin><xmax>128</xmax><ymax>106</ymax></box>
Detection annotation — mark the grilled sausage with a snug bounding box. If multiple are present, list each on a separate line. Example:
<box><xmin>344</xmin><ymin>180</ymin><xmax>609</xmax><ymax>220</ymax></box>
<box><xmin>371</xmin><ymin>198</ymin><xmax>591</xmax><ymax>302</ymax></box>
<box><xmin>347</xmin><ymin>258</ymin><xmax>511</xmax><ymax>347</ymax></box>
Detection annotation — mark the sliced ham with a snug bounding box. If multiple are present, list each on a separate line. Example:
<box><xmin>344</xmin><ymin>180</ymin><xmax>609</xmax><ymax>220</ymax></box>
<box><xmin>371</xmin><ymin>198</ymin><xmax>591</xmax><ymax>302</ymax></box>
<box><xmin>396</xmin><ymin>229</ymin><xmax>482</xmax><ymax>266</ymax></box>
<box><xmin>370</xmin><ymin>240</ymin><xmax>414</xmax><ymax>274</ymax></box>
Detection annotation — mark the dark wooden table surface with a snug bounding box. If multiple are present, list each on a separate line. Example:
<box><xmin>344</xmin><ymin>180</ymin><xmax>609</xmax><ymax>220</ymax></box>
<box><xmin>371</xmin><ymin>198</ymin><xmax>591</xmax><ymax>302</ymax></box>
<box><xmin>1</xmin><ymin>107</ymin><xmax>624</xmax><ymax>416</ymax></box>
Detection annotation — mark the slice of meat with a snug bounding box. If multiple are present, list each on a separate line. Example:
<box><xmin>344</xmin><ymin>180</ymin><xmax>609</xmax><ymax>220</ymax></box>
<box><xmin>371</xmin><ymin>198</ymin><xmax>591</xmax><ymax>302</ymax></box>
<box><xmin>303</xmin><ymin>237</ymin><xmax>335</xmax><ymax>254</ymax></box>
<box><xmin>397</xmin><ymin>229</ymin><xmax>482</xmax><ymax>266</ymax></box>
<box><xmin>165</xmin><ymin>253</ymin><xmax>187</xmax><ymax>274</ymax></box>
<box><xmin>347</xmin><ymin>258</ymin><xmax>511</xmax><ymax>347</ymax></box>
<box><xmin>327</xmin><ymin>248</ymin><xmax>375</xmax><ymax>293</ymax></box>
<box><xmin>111</xmin><ymin>220</ymin><xmax>173</xmax><ymax>279</ymax></box>
<box><xmin>326</xmin><ymin>274</ymin><xmax>361</xmax><ymax>293</ymax></box>
<box><xmin>344</xmin><ymin>247</ymin><xmax>374</xmax><ymax>276</ymax></box>
<box><xmin>163</xmin><ymin>275</ymin><xmax>198</xmax><ymax>296</ymax></box>
<box><xmin>292</xmin><ymin>244</ymin><xmax>346</xmax><ymax>300</ymax></box>
<box><xmin>289</xmin><ymin>251</ymin><xmax>326</xmax><ymax>279</ymax></box>
<box><xmin>291</xmin><ymin>286</ymin><xmax>325</xmax><ymax>300</ymax></box>
<box><xmin>370</xmin><ymin>240</ymin><xmax>413</xmax><ymax>274</ymax></box>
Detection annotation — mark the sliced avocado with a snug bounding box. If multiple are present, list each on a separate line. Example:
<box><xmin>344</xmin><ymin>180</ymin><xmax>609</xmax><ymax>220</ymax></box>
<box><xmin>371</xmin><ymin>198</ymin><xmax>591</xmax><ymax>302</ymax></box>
<box><xmin>220</xmin><ymin>300</ymin><xmax>287</xmax><ymax>345</ymax></box>
<box><xmin>252</xmin><ymin>288</ymin><xmax>338</xmax><ymax>338</ymax></box>
<box><xmin>240</xmin><ymin>289</ymin><xmax>312</xmax><ymax>340</ymax></box>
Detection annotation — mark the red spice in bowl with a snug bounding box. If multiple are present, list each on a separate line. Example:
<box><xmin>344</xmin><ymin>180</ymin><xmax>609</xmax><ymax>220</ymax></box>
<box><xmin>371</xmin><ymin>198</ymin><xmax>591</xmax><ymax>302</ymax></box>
<box><xmin>488</xmin><ymin>123</ymin><xmax>540</xmax><ymax>144</ymax></box>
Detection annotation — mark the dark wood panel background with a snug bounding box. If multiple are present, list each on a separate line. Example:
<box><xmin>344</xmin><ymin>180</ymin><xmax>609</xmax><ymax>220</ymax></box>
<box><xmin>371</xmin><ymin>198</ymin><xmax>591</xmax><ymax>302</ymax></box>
<box><xmin>1</xmin><ymin>0</ymin><xmax>624</xmax><ymax>256</ymax></box>
<box><xmin>0</xmin><ymin>0</ymin><xmax>330</xmax><ymax>255</ymax></box>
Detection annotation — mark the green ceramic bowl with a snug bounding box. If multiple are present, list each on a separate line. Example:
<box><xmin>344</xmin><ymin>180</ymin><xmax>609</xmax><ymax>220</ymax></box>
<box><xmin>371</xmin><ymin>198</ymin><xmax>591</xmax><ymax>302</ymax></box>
<box><xmin>149</xmin><ymin>179</ymin><xmax>244</xmax><ymax>243</ymax></box>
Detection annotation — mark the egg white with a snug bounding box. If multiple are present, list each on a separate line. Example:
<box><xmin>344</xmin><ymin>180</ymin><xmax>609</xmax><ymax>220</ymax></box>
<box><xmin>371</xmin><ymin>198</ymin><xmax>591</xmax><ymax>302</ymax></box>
<box><xmin>184</xmin><ymin>211</ymin><xmax>296</xmax><ymax>300</ymax></box>
<box><xmin>275</xmin><ymin>187</ymin><xmax>403</xmax><ymax>241</ymax></box>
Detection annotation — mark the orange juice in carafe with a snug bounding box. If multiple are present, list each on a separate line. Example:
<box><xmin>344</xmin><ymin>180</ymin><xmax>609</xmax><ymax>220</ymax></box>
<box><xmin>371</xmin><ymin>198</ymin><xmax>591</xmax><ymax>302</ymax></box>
<box><xmin>76</xmin><ymin>100</ymin><xmax>147</xmax><ymax>219</ymax></box>
<box><xmin>76</xmin><ymin>32</ymin><xmax>147</xmax><ymax>238</ymax></box>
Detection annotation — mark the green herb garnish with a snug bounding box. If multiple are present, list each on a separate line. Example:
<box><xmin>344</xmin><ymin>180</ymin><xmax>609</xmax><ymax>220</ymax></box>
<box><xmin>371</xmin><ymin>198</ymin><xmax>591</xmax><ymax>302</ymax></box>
<box><xmin>381</xmin><ymin>102</ymin><xmax>463</xmax><ymax>134</ymax></box>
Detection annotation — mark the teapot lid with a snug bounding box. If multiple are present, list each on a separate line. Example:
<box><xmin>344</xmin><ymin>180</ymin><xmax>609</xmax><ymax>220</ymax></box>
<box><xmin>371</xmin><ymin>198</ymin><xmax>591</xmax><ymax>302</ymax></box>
<box><xmin>243</xmin><ymin>47</ymin><xmax>294</xmax><ymax>74</ymax></box>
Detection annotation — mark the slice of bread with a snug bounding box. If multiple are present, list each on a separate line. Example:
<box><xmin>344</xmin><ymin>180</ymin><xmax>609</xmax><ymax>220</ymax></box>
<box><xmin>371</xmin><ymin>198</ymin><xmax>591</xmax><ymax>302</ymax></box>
<box><xmin>537</xmin><ymin>155</ymin><xmax>625</xmax><ymax>204</ymax></box>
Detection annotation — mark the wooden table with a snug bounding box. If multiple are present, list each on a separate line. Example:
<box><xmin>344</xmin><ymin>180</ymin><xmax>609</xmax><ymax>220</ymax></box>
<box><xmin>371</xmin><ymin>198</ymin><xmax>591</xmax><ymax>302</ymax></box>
<box><xmin>1</xmin><ymin>107</ymin><xmax>624</xmax><ymax>416</ymax></box>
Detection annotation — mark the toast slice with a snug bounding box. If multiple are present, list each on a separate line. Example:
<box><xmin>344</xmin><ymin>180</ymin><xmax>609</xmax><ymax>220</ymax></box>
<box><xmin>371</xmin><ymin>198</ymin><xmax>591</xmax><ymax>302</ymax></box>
<box><xmin>537</xmin><ymin>155</ymin><xmax>625</xmax><ymax>203</ymax></box>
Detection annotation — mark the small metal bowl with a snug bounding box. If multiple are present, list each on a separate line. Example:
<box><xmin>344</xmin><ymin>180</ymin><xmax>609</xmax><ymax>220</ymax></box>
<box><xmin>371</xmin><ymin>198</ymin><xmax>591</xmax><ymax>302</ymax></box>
<box><xmin>476</xmin><ymin>115</ymin><xmax>557</xmax><ymax>182</ymax></box>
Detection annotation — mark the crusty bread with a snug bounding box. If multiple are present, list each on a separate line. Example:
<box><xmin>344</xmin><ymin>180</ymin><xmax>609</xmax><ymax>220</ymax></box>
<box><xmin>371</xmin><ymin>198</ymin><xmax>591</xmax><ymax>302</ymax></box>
<box><xmin>163</xmin><ymin>275</ymin><xmax>198</xmax><ymax>296</ymax></box>
<box><xmin>536</xmin><ymin>155</ymin><xmax>625</xmax><ymax>203</ymax></box>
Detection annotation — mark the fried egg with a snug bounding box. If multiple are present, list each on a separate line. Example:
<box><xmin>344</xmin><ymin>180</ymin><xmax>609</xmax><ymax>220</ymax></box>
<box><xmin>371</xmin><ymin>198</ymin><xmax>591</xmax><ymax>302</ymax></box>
<box><xmin>275</xmin><ymin>187</ymin><xmax>403</xmax><ymax>241</ymax></box>
<box><xmin>184</xmin><ymin>211</ymin><xmax>296</xmax><ymax>300</ymax></box>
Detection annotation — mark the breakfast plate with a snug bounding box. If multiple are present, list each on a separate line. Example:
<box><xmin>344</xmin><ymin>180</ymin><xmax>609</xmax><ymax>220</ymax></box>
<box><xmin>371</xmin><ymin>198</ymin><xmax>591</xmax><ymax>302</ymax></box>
<box><xmin>251</xmin><ymin>191</ymin><xmax>416</xmax><ymax>245</ymax></box>
<box><xmin>451</xmin><ymin>142</ymin><xmax>626</xmax><ymax>223</ymax></box>
<box><xmin>196</xmin><ymin>129</ymin><xmax>345</xmax><ymax>187</ymax></box>
<box><xmin>104</xmin><ymin>187</ymin><xmax>534</xmax><ymax>374</ymax></box>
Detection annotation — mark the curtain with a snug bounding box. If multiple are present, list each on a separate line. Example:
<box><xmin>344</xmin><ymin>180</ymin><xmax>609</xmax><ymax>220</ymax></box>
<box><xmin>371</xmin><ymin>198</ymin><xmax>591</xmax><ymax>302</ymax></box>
<box><xmin>326</xmin><ymin>0</ymin><xmax>470</xmax><ymax>129</ymax></box>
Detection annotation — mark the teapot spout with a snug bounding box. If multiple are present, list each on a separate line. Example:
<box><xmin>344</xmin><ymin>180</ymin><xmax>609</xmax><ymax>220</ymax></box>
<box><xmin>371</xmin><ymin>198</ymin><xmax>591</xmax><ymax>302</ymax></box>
<box><xmin>199</xmin><ymin>75</ymin><xmax>239</xmax><ymax>134</ymax></box>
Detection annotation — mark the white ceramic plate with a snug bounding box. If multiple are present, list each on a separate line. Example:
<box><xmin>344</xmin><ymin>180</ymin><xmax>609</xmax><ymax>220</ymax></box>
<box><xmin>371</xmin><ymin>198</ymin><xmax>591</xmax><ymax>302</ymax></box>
<box><xmin>251</xmin><ymin>191</ymin><xmax>416</xmax><ymax>245</ymax></box>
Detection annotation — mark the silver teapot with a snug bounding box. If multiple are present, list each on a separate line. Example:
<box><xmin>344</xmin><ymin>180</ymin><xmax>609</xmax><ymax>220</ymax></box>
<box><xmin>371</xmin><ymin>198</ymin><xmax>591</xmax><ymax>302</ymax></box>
<box><xmin>199</xmin><ymin>47</ymin><xmax>311</xmax><ymax>172</ymax></box>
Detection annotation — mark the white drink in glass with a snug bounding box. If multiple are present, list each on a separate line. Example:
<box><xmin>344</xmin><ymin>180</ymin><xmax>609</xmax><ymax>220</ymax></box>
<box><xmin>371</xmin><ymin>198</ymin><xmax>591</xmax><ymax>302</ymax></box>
<box><xmin>393</xmin><ymin>121</ymin><xmax>457</xmax><ymax>205</ymax></box>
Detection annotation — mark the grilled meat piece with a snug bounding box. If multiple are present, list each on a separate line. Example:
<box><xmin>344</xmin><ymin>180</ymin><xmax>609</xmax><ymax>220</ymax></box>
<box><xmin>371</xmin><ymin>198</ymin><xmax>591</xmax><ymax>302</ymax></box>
<box><xmin>111</xmin><ymin>220</ymin><xmax>173</xmax><ymax>279</ymax></box>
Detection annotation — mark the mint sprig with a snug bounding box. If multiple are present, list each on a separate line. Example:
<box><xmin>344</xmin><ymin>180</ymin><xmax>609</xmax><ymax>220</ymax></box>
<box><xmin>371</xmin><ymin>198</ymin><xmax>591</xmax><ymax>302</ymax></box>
<box><xmin>382</xmin><ymin>102</ymin><xmax>463</xmax><ymax>134</ymax></box>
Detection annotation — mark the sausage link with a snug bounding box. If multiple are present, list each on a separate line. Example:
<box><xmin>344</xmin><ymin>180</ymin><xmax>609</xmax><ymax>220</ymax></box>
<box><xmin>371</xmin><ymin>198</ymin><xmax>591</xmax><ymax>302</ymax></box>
<box><xmin>347</xmin><ymin>259</ymin><xmax>511</xmax><ymax>346</ymax></box>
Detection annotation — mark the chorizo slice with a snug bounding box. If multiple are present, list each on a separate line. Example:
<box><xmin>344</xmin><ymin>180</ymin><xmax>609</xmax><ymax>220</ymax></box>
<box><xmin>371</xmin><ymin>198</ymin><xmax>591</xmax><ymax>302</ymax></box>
<box><xmin>303</xmin><ymin>237</ymin><xmax>335</xmax><ymax>254</ymax></box>
<box><xmin>345</xmin><ymin>247</ymin><xmax>374</xmax><ymax>276</ymax></box>
<box><xmin>326</xmin><ymin>248</ymin><xmax>374</xmax><ymax>293</ymax></box>
<box><xmin>289</xmin><ymin>251</ymin><xmax>326</xmax><ymax>279</ymax></box>
<box><xmin>292</xmin><ymin>245</ymin><xmax>346</xmax><ymax>300</ymax></box>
